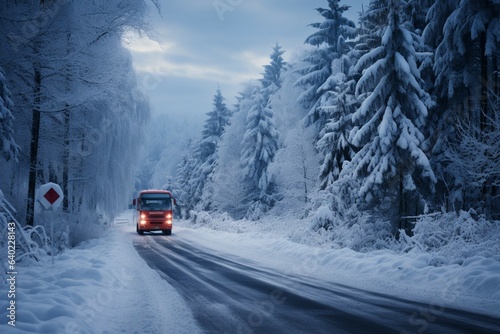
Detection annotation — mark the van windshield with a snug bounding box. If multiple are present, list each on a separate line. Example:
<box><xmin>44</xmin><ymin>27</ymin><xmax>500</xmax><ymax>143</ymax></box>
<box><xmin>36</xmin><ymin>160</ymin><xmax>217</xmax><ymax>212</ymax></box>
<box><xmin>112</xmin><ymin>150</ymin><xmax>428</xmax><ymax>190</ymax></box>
<box><xmin>139</xmin><ymin>194</ymin><xmax>172</xmax><ymax>210</ymax></box>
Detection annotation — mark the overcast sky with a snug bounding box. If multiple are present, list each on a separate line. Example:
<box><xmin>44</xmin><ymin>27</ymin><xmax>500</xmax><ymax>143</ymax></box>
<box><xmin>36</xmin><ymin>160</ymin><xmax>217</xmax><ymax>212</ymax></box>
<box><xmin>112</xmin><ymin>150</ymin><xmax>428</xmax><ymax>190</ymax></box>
<box><xmin>125</xmin><ymin>0</ymin><xmax>367</xmax><ymax>127</ymax></box>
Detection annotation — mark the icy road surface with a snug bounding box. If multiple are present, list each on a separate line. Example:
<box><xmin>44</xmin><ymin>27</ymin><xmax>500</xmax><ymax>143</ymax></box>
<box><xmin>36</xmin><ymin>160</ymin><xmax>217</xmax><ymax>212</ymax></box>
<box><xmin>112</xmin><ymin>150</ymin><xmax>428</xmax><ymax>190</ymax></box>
<box><xmin>132</xmin><ymin>230</ymin><xmax>500</xmax><ymax>334</ymax></box>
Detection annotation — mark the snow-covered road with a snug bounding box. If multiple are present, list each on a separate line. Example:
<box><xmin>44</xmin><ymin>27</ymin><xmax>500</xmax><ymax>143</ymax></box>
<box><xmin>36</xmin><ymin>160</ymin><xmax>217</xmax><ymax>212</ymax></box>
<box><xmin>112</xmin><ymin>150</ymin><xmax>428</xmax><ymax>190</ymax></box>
<box><xmin>133</xmin><ymin>228</ymin><xmax>500</xmax><ymax>334</ymax></box>
<box><xmin>2</xmin><ymin>209</ymin><xmax>499</xmax><ymax>333</ymax></box>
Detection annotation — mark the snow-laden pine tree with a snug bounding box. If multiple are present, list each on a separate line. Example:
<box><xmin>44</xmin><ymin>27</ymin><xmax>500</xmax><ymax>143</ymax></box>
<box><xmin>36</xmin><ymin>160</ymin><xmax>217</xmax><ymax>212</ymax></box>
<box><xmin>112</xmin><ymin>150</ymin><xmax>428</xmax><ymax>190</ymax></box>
<box><xmin>181</xmin><ymin>88</ymin><xmax>232</xmax><ymax>212</ymax></box>
<box><xmin>403</xmin><ymin>0</ymin><xmax>435</xmax><ymax>32</ymax></box>
<box><xmin>421</xmin><ymin>0</ymin><xmax>461</xmax><ymax>214</ymax></box>
<box><xmin>0</xmin><ymin>67</ymin><xmax>18</xmax><ymax>161</ymax></box>
<box><xmin>175</xmin><ymin>139</ymin><xmax>198</xmax><ymax>217</ymax></box>
<box><xmin>261</xmin><ymin>43</ymin><xmax>287</xmax><ymax>93</ymax></box>
<box><xmin>200</xmin><ymin>87</ymin><xmax>232</xmax><ymax>160</ymax></box>
<box><xmin>210</xmin><ymin>82</ymin><xmax>259</xmax><ymax>218</ymax></box>
<box><xmin>316</xmin><ymin>76</ymin><xmax>356</xmax><ymax>189</ymax></box>
<box><xmin>422</xmin><ymin>0</ymin><xmax>455</xmax><ymax>50</ymax></box>
<box><xmin>344</xmin><ymin>0</ymin><xmax>436</xmax><ymax>231</ymax></box>
<box><xmin>352</xmin><ymin>0</ymin><xmax>388</xmax><ymax>64</ymax></box>
<box><xmin>238</xmin><ymin>45</ymin><xmax>286</xmax><ymax>218</ymax></box>
<box><xmin>294</xmin><ymin>0</ymin><xmax>357</xmax><ymax>129</ymax></box>
<box><xmin>294</xmin><ymin>1</ymin><xmax>358</xmax><ymax>190</ymax></box>
<box><xmin>240</xmin><ymin>89</ymin><xmax>280</xmax><ymax>215</ymax></box>
<box><xmin>314</xmin><ymin>44</ymin><xmax>361</xmax><ymax>190</ymax></box>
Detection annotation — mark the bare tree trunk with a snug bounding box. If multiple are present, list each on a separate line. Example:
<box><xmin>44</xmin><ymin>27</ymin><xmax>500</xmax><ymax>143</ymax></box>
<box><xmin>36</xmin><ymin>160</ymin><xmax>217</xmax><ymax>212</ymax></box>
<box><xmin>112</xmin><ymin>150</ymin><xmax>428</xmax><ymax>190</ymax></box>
<box><xmin>62</xmin><ymin>108</ymin><xmax>70</xmax><ymax>212</ymax></box>
<box><xmin>62</xmin><ymin>13</ymin><xmax>73</xmax><ymax>212</ymax></box>
<box><xmin>26</xmin><ymin>65</ymin><xmax>41</xmax><ymax>226</ymax></box>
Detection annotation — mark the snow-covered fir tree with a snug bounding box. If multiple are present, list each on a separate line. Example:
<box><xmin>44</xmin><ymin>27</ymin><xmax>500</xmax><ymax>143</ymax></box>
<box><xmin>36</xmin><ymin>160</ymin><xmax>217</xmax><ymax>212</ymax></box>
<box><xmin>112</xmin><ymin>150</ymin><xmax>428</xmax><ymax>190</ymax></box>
<box><xmin>316</xmin><ymin>77</ymin><xmax>357</xmax><ymax>189</ymax></box>
<box><xmin>261</xmin><ymin>43</ymin><xmax>287</xmax><ymax>93</ymax></box>
<box><xmin>422</xmin><ymin>0</ymin><xmax>454</xmax><ymax>51</ymax></box>
<box><xmin>198</xmin><ymin>88</ymin><xmax>232</xmax><ymax>210</ymax></box>
<box><xmin>421</xmin><ymin>0</ymin><xmax>463</xmax><ymax>215</ymax></box>
<box><xmin>295</xmin><ymin>0</ymin><xmax>357</xmax><ymax>129</ymax></box>
<box><xmin>240</xmin><ymin>89</ymin><xmax>280</xmax><ymax>214</ymax></box>
<box><xmin>201</xmin><ymin>87</ymin><xmax>233</xmax><ymax>158</ymax></box>
<box><xmin>0</xmin><ymin>67</ymin><xmax>18</xmax><ymax>161</ymax></box>
<box><xmin>344</xmin><ymin>0</ymin><xmax>436</xmax><ymax>230</ymax></box>
<box><xmin>403</xmin><ymin>0</ymin><xmax>434</xmax><ymax>32</ymax></box>
<box><xmin>175</xmin><ymin>139</ymin><xmax>197</xmax><ymax>217</ymax></box>
<box><xmin>313</xmin><ymin>43</ymin><xmax>362</xmax><ymax>190</ymax></box>
<box><xmin>290</xmin><ymin>0</ymin><xmax>360</xmax><ymax>192</ymax></box>
<box><xmin>353</xmin><ymin>0</ymin><xmax>387</xmax><ymax>61</ymax></box>
<box><xmin>260</xmin><ymin>43</ymin><xmax>287</xmax><ymax>116</ymax></box>
<box><xmin>237</xmin><ymin>45</ymin><xmax>288</xmax><ymax>217</ymax></box>
<box><xmin>209</xmin><ymin>82</ymin><xmax>259</xmax><ymax>218</ymax></box>
<box><xmin>177</xmin><ymin>88</ymin><xmax>232</xmax><ymax>212</ymax></box>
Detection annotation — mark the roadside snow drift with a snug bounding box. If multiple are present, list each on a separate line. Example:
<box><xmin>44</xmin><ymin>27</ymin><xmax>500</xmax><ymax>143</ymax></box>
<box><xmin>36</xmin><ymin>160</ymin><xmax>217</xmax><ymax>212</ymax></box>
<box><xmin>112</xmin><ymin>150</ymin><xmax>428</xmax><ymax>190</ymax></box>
<box><xmin>0</xmin><ymin>218</ymin><xmax>200</xmax><ymax>334</ymax></box>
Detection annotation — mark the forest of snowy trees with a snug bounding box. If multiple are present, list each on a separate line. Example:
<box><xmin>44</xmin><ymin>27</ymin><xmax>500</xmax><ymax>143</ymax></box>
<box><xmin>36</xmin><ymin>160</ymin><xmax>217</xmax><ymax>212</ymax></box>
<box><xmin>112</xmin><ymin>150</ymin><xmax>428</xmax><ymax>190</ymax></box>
<box><xmin>172</xmin><ymin>0</ymin><xmax>499</xmax><ymax>240</ymax></box>
<box><xmin>1</xmin><ymin>0</ymin><xmax>499</xmax><ymax>251</ymax></box>
<box><xmin>0</xmin><ymin>1</ymin><xmax>158</xmax><ymax>244</ymax></box>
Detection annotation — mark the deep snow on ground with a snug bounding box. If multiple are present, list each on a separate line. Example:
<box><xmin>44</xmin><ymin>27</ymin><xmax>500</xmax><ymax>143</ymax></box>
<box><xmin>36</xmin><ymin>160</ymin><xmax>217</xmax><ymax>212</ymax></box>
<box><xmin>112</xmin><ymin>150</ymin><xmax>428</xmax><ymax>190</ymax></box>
<box><xmin>176</xmin><ymin>212</ymin><xmax>500</xmax><ymax>320</ymax></box>
<box><xmin>2</xmin><ymin>209</ymin><xmax>499</xmax><ymax>333</ymax></box>
<box><xmin>0</xmin><ymin>212</ymin><xmax>201</xmax><ymax>334</ymax></box>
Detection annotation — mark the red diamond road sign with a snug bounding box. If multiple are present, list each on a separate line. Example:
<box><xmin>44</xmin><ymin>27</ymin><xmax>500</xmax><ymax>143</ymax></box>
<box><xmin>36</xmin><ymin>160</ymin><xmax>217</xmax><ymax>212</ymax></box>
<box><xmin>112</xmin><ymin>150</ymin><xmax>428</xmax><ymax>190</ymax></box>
<box><xmin>37</xmin><ymin>183</ymin><xmax>64</xmax><ymax>210</ymax></box>
<box><xmin>44</xmin><ymin>187</ymin><xmax>60</xmax><ymax>205</ymax></box>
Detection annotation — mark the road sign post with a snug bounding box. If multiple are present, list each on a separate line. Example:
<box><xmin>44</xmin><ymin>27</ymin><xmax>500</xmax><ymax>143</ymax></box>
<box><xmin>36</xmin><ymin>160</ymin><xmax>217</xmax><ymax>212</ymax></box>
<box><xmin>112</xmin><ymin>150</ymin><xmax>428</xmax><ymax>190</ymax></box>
<box><xmin>36</xmin><ymin>183</ymin><xmax>64</xmax><ymax>264</ymax></box>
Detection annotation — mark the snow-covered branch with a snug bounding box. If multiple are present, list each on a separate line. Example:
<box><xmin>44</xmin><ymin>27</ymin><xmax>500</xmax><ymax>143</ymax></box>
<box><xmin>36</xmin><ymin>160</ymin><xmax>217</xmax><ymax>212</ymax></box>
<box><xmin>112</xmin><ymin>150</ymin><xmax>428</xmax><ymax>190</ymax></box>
<box><xmin>446</xmin><ymin>107</ymin><xmax>500</xmax><ymax>189</ymax></box>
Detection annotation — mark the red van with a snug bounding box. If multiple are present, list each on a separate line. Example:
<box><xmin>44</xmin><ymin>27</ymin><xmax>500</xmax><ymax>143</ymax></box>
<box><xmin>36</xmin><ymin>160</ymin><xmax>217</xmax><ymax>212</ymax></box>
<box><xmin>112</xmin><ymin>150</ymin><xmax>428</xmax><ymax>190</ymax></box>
<box><xmin>133</xmin><ymin>190</ymin><xmax>176</xmax><ymax>235</ymax></box>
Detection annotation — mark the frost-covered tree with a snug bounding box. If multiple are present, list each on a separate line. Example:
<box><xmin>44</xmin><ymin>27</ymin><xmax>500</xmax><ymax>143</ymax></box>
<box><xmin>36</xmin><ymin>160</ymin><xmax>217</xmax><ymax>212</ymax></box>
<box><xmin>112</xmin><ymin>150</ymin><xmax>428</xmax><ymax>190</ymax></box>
<box><xmin>150</xmin><ymin>118</ymin><xmax>193</xmax><ymax>190</ymax></box>
<box><xmin>0</xmin><ymin>1</ymin><xmax>154</xmax><ymax>231</ymax></box>
<box><xmin>268</xmin><ymin>123</ymin><xmax>319</xmax><ymax>217</ymax></box>
<box><xmin>209</xmin><ymin>82</ymin><xmax>260</xmax><ymax>218</ymax></box>
<box><xmin>344</xmin><ymin>0</ymin><xmax>436</xmax><ymax>230</ymax></box>
<box><xmin>316</xmin><ymin>77</ymin><xmax>356</xmax><ymax>189</ymax></box>
<box><xmin>0</xmin><ymin>67</ymin><xmax>17</xmax><ymax>161</ymax></box>
<box><xmin>240</xmin><ymin>89</ymin><xmax>280</xmax><ymax>211</ymax></box>
<box><xmin>175</xmin><ymin>140</ymin><xmax>198</xmax><ymax>217</ymax></box>
<box><xmin>294</xmin><ymin>1</ymin><xmax>359</xmax><ymax>190</ymax></box>
<box><xmin>177</xmin><ymin>88</ymin><xmax>232</xmax><ymax>212</ymax></box>
<box><xmin>198</xmin><ymin>88</ymin><xmax>232</xmax><ymax>210</ymax></box>
<box><xmin>355</xmin><ymin>0</ymin><xmax>388</xmax><ymax>60</ymax></box>
<box><xmin>261</xmin><ymin>43</ymin><xmax>287</xmax><ymax>92</ymax></box>
<box><xmin>231</xmin><ymin>45</ymin><xmax>286</xmax><ymax>217</ymax></box>
<box><xmin>295</xmin><ymin>0</ymin><xmax>357</xmax><ymax>128</ymax></box>
<box><xmin>445</xmin><ymin>99</ymin><xmax>500</xmax><ymax>219</ymax></box>
<box><xmin>200</xmin><ymin>87</ymin><xmax>232</xmax><ymax>160</ymax></box>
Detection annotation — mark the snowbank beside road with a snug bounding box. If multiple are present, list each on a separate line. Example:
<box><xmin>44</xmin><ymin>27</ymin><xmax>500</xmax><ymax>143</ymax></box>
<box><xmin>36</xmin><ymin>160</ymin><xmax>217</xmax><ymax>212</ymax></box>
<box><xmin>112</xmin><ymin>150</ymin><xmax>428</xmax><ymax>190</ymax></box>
<box><xmin>0</xmin><ymin>212</ymin><xmax>200</xmax><ymax>334</ymax></box>
<box><xmin>176</xmin><ymin>214</ymin><xmax>500</xmax><ymax>320</ymax></box>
